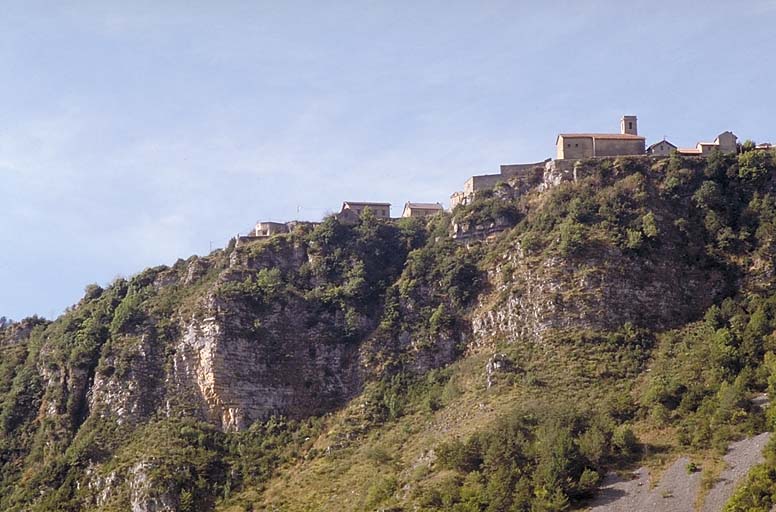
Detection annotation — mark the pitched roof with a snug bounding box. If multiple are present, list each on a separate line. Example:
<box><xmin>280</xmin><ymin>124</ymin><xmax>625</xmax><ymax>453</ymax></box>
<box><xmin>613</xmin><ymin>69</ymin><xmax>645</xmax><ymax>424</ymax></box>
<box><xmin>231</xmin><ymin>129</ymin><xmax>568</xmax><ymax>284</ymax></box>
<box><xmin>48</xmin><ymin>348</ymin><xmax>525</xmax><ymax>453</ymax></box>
<box><xmin>557</xmin><ymin>133</ymin><xmax>645</xmax><ymax>141</ymax></box>
<box><xmin>343</xmin><ymin>201</ymin><xmax>391</xmax><ymax>207</ymax></box>
<box><xmin>404</xmin><ymin>202</ymin><xmax>443</xmax><ymax>210</ymax></box>
<box><xmin>677</xmin><ymin>148</ymin><xmax>702</xmax><ymax>154</ymax></box>
<box><xmin>647</xmin><ymin>140</ymin><xmax>677</xmax><ymax>150</ymax></box>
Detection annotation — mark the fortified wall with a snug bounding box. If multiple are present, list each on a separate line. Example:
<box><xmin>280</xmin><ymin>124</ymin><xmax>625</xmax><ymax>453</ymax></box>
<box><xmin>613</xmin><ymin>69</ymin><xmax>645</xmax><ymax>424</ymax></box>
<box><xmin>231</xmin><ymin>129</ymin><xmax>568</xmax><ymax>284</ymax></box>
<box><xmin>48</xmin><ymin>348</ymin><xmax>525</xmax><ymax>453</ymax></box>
<box><xmin>451</xmin><ymin>159</ymin><xmax>549</xmax><ymax>208</ymax></box>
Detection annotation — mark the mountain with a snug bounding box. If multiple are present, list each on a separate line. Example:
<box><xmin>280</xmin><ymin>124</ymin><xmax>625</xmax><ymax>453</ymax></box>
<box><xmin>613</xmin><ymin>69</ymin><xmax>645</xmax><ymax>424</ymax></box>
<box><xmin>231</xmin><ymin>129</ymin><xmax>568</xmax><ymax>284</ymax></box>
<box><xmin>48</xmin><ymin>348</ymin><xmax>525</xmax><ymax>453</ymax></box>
<box><xmin>3</xmin><ymin>149</ymin><xmax>776</xmax><ymax>511</ymax></box>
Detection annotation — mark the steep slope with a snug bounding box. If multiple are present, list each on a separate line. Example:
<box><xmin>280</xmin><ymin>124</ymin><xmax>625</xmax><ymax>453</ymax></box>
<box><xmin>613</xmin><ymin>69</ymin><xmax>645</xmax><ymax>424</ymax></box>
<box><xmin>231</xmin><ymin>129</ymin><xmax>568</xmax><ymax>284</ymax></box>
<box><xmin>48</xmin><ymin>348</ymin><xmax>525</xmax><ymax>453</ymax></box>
<box><xmin>2</xmin><ymin>149</ymin><xmax>776</xmax><ymax>511</ymax></box>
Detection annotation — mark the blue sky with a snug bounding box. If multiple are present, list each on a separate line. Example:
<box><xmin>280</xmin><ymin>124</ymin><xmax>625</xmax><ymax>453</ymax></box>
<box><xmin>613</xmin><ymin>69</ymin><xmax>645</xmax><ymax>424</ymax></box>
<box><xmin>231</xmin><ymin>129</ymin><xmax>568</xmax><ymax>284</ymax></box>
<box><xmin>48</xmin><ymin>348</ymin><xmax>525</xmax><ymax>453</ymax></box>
<box><xmin>1</xmin><ymin>0</ymin><xmax>774</xmax><ymax>320</ymax></box>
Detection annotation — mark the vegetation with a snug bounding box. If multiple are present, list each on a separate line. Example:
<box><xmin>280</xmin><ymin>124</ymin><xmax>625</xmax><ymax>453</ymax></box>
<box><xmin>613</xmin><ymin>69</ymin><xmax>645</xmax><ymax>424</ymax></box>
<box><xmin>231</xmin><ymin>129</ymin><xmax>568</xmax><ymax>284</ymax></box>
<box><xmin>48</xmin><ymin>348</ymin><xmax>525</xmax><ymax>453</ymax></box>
<box><xmin>3</xmin><ymin>151</ymin><xmax>776</xmax><ymax>511</ymax></box>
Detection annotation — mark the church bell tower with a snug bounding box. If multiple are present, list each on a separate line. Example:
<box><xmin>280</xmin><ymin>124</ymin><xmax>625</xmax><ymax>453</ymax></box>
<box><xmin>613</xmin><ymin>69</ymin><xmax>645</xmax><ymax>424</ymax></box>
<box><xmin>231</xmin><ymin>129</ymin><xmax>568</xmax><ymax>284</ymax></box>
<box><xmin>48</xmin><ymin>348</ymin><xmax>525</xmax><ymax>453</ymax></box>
<box><xmin>621</xmin><ymin>115</ymin><xmax>638</xmax><ymax>135</ymax></box>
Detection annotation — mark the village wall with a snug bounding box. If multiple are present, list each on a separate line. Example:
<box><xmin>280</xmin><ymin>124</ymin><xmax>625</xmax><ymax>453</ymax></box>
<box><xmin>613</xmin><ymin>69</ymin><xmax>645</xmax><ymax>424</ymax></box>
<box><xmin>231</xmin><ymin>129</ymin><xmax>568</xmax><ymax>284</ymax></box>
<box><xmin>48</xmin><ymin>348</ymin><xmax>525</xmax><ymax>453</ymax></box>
<box><xmin>464</xmin><ymin>174</ymin><xmax>503</xmax><ymax>195</ymax></box>
<box><xmin>500</xmin><ymin>160</ymin><xmax>549</xmax><ymax>177</ymax></box>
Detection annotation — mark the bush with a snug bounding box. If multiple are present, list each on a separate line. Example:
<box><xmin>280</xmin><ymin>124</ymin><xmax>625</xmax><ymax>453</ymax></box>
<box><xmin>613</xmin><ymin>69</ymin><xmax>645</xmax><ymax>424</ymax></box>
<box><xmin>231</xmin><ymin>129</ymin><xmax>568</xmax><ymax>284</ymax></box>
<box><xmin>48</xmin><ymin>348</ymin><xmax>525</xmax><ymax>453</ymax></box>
<box><xmin>364</xmin><ymin>476</ymin><xmax>397</xmax><ymax>509</ymax></box>
<box><xmin>612</xmin><ymin>425</ymin><xmax>637</xmax><ymax>455</ymax></box>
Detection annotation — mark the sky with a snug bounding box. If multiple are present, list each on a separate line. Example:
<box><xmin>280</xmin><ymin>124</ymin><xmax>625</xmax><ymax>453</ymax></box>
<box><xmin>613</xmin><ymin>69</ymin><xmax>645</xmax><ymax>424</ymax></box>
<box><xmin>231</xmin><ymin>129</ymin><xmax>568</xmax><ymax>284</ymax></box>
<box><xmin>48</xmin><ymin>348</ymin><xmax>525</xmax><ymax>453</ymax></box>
<box><xmin>1</xmin><ymin>0</ymin><xmax>775</xmax><ymax>320</ymax></box>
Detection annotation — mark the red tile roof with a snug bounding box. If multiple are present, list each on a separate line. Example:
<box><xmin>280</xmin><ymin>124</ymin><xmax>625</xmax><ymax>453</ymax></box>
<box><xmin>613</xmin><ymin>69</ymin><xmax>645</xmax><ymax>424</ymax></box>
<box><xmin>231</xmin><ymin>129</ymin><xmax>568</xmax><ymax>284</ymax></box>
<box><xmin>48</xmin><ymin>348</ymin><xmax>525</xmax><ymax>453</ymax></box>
<box><xmin>558</xmin><ymin>133</ymin><xmax>645</xmax><ymax>140</ymax></box>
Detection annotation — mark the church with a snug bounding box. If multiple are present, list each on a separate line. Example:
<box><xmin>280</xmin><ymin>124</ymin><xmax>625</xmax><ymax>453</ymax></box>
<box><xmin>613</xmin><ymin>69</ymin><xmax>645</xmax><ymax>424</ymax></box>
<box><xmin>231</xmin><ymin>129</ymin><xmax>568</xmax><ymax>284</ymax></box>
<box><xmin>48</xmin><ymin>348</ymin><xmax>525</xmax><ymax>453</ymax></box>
<box><xmin>556</xmin><ymin>116</ymin><xmax>646</xmax><ymax>159</ymax></box>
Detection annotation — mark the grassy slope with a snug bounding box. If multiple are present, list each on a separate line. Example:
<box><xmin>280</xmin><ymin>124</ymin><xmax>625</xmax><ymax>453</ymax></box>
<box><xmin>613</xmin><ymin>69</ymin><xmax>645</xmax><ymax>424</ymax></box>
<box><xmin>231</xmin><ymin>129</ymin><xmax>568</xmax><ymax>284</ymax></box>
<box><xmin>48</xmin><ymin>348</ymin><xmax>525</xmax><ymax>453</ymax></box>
<box><xmin>241</xmin><ymin>334</ymin><xmax>647</xmax><ymax>511</ymax></box>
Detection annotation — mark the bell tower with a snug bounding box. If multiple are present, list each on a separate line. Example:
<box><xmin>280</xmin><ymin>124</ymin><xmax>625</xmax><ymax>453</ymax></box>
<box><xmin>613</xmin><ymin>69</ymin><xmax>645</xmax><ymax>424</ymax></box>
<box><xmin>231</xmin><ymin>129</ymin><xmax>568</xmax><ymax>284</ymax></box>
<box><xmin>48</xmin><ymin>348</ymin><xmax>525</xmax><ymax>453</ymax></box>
<box><xmin>621</xmin><ymin>115</ymin><xmax>638</xmax><ymax>135</ymax></box>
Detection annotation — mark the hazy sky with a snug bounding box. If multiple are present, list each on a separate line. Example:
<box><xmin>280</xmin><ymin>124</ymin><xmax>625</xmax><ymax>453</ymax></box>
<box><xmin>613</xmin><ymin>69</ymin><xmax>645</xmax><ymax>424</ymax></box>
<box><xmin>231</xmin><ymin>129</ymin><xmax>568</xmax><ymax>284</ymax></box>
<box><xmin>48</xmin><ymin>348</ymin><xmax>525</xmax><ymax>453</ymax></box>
<box><xmin>1</xmin><ymin>0</ymin><xmax>774</xmax><ymax>320</ymax></box>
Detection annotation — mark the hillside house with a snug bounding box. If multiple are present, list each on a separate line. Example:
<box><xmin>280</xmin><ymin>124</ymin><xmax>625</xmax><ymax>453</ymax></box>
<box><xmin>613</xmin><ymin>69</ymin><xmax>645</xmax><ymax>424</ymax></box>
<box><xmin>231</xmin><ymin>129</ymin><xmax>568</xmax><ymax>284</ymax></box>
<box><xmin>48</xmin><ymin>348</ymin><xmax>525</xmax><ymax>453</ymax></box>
<box><xmin>677</xmin><ymin>131</ymin><xmax>738</xmax><ymax>155</ymax></box>
<box><xmin>647</xmin><ymin>139</ymin><xmax>677</xmax><ymax>156</ymax></box>
<box><xmin>336</xmin><ymin>201</ymin><xmax>391</xmax><ymax>223</ymax></box>
<box><xmin>556</xmin><ymin>116</ymin><xmax>646</xmax><ymax>159</ymax></box>
<box><xmin>402</xmin><ymin>202</ymin><xmax>444</xmax><ymax>218</ymax></box>
<box><xmin>255</xmin><ymin>221</ymin><xmax>289</xmax><ymax>237</ymax></box>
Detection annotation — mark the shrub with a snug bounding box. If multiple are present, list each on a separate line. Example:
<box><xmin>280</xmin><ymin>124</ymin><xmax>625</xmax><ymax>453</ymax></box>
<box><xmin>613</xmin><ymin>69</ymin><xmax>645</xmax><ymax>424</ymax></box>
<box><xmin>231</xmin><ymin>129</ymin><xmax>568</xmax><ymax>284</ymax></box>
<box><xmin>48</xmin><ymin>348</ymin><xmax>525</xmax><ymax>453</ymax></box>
<box><xmin>364</xmin><ymin>476</ymin><xmax>397</xmax><ymax>509</ymax></box>
<box><xmin>612</xmin><ymin>425</ymin><xmax>637</xmax><ymax>455</ymax></box>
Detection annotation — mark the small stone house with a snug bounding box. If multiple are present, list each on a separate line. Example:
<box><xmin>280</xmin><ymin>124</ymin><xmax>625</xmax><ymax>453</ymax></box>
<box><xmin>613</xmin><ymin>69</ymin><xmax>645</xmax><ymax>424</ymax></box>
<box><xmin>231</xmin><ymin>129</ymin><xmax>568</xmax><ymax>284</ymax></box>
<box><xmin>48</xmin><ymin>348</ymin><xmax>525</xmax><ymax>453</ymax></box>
<box><xmin>254</xmin><ymin>221</ymin><xmax>289</xmax><ymax>237</ymax></box>
<box><xmin>647</xmin><ymin>139</ymin><xmax>677</xmax><ymax>156</ymax></box>
<box><xmin>339</xmin><ymin>201</ymin><xmax>391</xmax><ymax>220</ymax></box>
<box><xmin>677</xmin><ymin>131</ymin><xmax>738</xmax><ymax>155</ymax></box>
<box><xmin>402</xmin><ymin>202</ymin><xmax>444</xmax><ymax>218</ymax></box>
<box><xmin>556</xmin><ymin>116</ymin><xmax>646</xmax><ymax>159</ymax></box>
<box><xmin>235</xmin><ymin>221</ymin><xmax>289</xmax><ymax>246</ymax></box>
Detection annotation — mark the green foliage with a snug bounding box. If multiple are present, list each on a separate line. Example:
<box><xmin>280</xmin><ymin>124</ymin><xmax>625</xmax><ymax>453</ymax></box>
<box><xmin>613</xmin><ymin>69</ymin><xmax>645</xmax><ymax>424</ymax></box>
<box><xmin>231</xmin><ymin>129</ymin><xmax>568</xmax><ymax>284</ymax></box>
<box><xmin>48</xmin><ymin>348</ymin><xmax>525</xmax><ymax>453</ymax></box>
<box><xmin>558</xmin><ymin>218</ymin><xmax>588</xmax><ymax>255</ymax></box>
<box><xmin>611</xmin><ymin>425</ymin><xmax>637</xmax><ymax>455</ymax></box>
<box><xmin>433</xmin><ymin>406</ymin><xmax>621</xmax><ymax>510</ymax></box>
<box><xmin>739</xmin><ymin>150</ymin><xmax>775</xmax><ymax>180</ymax></box>
<box><xmin>723</xmin><ymin>436</ymin><xmax>776</xmax><ymax>511</ymax></box>
<box><xmin>641</xmin><ymin>294</ymin><xmax>776</xmax><ymax>452</ymax></box>
<box><xmin>429</xmin><ymin>304</ymin><xmax>454</xmax><ymax>334</ymax></box>
<box><xmin>9</xmin><ymin>153</ymin><xmax>776</xmax><ymax>511</ymax></box>
<box><xmin>642</xmin><ymin>211</ymin><xmax>659</xmax><ymax>238</ymax></box>
<box><xmin>364</xmin><ymin>475</ymin><xmax>397</xmax><ymax>509</ymax></box>
<box><xmin>454</xmin><ymin>194</ymin><xmax>520</xmax><ymax>228</ymax></box>
<box><xmin>109</xmin><ymin>292</ymin><xmax>145</xmax><ymax>336</ymax></box>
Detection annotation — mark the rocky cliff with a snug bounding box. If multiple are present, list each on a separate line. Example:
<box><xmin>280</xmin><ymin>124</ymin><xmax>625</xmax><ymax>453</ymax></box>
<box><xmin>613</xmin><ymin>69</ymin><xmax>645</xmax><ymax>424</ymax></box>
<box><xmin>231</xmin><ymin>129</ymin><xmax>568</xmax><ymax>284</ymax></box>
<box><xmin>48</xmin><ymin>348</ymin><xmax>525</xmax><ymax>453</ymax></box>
<box><xmin>3</xmin><ymin>150</ymin><xmax>776</xmax><ymax>511</ymax></box>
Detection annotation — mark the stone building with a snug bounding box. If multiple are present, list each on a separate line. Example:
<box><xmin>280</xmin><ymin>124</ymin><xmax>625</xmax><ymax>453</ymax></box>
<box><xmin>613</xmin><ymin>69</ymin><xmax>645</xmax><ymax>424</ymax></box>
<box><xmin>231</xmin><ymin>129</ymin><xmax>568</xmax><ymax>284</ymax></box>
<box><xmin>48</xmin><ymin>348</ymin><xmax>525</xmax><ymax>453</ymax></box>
<box><xmin>338</xmin><ymin>201</ymin><xmax>391</xmax><ymax>222</ymax></box>
<box><xmin>402</xmin><ymin>202</ymin><xmax>444</xmax><ymax>218</ymax></box>
<box><xmin>254</xmin><ymin>221</ymin><xmax>289</xmax><ymax>237</ymax></box>
<box><xmin>647</xmin><ymin>139</ymin><xmax>677</xmax><ymax>156</ymax></box>
<box><xmin>677</xmin><ymin>131</ymin><xmax>738</xmax><ymax>155</ymax></box>
<box><xmin>556</xmin><ymin>116</ymin><xmax>646</xmax><ymax>159</ymax></box>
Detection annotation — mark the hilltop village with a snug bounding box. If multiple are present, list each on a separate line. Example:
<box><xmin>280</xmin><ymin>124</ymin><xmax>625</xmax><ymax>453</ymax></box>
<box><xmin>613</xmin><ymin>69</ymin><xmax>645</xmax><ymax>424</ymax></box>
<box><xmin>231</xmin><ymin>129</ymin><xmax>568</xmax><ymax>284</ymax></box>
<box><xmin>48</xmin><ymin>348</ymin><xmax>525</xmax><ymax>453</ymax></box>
<box><xmin>237</xmin><ymin>115</ymin><xmax>772</xmax><ymax>244</ymax></box>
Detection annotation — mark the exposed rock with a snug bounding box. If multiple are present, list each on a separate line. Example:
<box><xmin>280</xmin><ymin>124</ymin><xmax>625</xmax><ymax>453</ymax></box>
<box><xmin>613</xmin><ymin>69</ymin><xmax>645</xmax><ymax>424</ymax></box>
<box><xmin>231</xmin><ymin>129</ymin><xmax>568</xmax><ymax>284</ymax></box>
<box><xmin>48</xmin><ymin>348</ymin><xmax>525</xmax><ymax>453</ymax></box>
<box><xmin>89</xmin><ymin>333</ymin><xmax>163</xmax><ymax>425</ymax></box>
<box><xmin>171</xmin><ymin>293</ymin><xmax>363</xmax><ymax>431</ymax></box>
<box><xmin>485</xmin><ymin>352</ymin><xmax>514</xmax><ymax>388</ymax></box>
<box><xmin>451</xmin><ymin>215</ymin><xmax>515</xmax><ymax>241</ymax></box>
<box><xmin>473</xmin><ymin>247</ymin><xmax>726</xmax><ymax>345</ymax></box>
<box><xmin>184</xmin><ymin>257</ymin><xmax>211</xmax><ymax>285</ymax></box>
<box><xmin>128</xmin><ymin>462</ymin><xmax>178</xmax><ymax>512</ymax></box>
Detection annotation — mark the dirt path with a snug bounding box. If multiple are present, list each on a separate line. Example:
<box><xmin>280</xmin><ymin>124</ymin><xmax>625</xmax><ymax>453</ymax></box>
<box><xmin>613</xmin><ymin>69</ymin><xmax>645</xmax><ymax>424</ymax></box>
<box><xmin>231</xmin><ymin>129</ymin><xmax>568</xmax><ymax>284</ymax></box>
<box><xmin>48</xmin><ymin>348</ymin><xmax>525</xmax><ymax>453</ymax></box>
<box><xmin>586</xmin><ymin>432</ymin><xmax>771</xmax><ymax>512</ymax></box>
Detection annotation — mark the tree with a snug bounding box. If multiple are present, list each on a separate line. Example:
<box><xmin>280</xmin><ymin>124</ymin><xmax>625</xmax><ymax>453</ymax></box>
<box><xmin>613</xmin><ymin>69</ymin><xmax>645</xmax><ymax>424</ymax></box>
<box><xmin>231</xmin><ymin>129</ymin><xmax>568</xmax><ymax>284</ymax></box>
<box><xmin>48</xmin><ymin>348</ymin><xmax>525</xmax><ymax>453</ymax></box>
<box><xmin>739</xmin><ymin>150</ymin><xmax>775</xmax><ymax>180</ymax></box>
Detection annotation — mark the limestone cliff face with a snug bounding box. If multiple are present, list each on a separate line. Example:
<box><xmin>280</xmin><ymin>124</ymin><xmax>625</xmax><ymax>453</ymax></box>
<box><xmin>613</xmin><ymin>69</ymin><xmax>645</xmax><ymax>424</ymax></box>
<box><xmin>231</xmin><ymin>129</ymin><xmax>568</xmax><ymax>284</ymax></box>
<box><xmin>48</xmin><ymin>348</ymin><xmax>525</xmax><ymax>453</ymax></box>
<box><xmin>76</xmin><ymin>258</ymin><xmax>365</xmax><ymax>432</ymax></box>
<box><xmin>473</xmin><ymin>243</ymin><xmax>727</xmax><ymax>346</ymax></box>
<box><xmin>172</xmin><ymin>293</ymin><xmax>362</xmax><ymax>431</ymax></box>
<box><xmin>89</xmin><ymin>332</ymin><xmax>164</xmax><ymax>425</ymax></box>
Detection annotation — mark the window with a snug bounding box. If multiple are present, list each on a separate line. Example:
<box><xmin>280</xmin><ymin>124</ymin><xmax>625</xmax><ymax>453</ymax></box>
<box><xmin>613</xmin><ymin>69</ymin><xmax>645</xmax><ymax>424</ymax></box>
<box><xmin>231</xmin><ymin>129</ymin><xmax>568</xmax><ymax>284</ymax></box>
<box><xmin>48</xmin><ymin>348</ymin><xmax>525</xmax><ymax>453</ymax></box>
<box><xmin>567</xmin><ymin>143</ymin><xmax>571</xmax><ymax>147</ymax></box>
<box><xmin>629</xmin><ymin>122</ymin><xmax>633</xmax><ymax>129</ymax></box>
<box><xmin>575</xmin><ymin>143</ymin><xmax>579</xmax><ymax>147</ymax></box>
